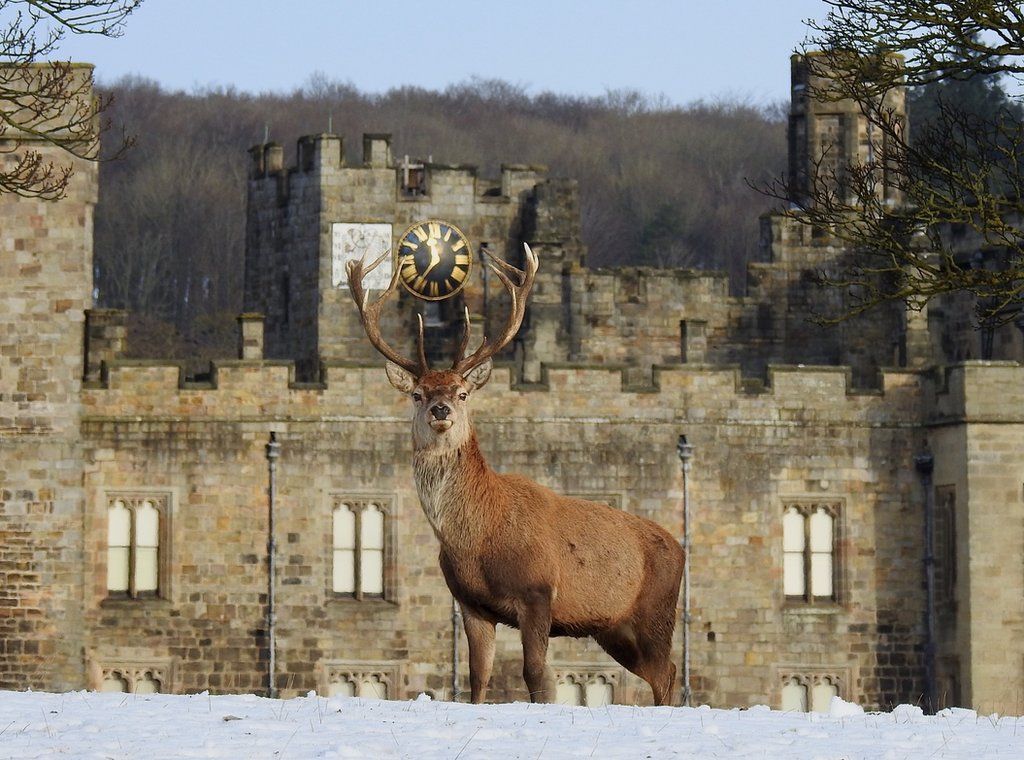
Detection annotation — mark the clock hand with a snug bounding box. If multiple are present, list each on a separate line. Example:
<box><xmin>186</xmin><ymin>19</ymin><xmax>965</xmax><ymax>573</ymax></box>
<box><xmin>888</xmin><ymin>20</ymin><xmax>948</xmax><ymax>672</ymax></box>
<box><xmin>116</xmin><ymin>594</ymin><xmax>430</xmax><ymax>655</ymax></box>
<box><xmin>410</xmin><ymin>240</ymin><xmax>443</xmax><ymax>292</ymax></box>
<box><xmin>422</xmin><ymin>240</ymin><xmax>441</xmax><ymax>278</ymax></box>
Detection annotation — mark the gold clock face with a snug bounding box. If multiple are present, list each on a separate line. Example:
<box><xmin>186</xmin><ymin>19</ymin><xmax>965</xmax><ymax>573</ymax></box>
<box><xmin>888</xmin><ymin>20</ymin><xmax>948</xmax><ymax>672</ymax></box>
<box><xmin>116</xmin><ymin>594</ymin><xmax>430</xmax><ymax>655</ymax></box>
<box><xmin>396</xmin><ymin>220</ymin><xmax>472</xmax><ymax>300</ymax></box>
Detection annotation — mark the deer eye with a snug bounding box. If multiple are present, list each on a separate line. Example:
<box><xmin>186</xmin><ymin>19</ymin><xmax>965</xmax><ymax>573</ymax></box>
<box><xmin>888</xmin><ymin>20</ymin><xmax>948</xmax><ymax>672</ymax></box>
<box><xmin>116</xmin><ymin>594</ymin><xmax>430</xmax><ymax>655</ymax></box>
<box><xmin>412</xmin><ymin>392</ymin><xmax>422</xmax><ymax>402</ymax></box>
<box><xmin>458</xmin><ymin>392</ymin><xmax>468</xmax><ymax>401</ymax></box>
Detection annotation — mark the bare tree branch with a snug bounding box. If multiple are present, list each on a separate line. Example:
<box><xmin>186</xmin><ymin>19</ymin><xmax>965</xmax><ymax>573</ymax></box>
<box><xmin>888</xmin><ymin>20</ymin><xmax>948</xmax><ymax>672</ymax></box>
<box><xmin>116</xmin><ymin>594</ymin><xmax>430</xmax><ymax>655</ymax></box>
<box><xmin>761</xmin><ymin>1</ymin><xmax>1024</xmax><ymax>325</ymax></box>
<box><xmin>0</xmin><ymin>0</ymin><xmax>140</xmax><ymax>198</ymax></box>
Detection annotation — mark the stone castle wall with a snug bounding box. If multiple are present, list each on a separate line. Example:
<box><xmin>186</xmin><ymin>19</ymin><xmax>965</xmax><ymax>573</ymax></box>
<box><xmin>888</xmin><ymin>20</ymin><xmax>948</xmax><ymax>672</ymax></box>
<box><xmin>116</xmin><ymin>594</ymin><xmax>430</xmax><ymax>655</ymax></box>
<box><xmin>928</xmin><ymin>363</ymin><xmax>1024</xmax><ymax>714</ymax></box>
<box><xmin>71</xmin><ymin>209</ymin><xmax>1024</xmax><ymax>712</ymax></box>
<box><xmin>0</xmin><ymin>69</ymin><xmax>98</xmax><ymax>687</ymax></box>
<box><xmin>77</xmin><ymin>354</ymin><xmax>940</xmax><ymax>708</ymax></box>
<box><xmin>4</xmin><ymin>56</ymin><xmax>1024</xmax><ymax>716</ymax></box>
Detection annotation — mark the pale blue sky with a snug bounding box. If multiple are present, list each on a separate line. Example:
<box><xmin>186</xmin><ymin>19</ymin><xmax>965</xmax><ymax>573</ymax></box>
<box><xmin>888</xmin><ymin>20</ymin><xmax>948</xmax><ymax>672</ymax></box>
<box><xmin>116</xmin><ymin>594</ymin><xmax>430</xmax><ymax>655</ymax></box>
<box><xmin>57</xmin><ymin>0</ymin><xmax>829</xmax><ymax>105</ymax></box>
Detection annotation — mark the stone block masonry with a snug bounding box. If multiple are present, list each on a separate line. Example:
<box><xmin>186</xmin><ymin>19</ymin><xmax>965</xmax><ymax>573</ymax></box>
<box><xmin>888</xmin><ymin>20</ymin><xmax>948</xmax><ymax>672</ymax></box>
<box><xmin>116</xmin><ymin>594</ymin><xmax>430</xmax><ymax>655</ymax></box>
<box><xmin>77</xmin><ymin>359</ymin><xmax>940</xmax><ymax>708</ymax></box>
<box><xmin>0</xmin><ymin>98</ymin><xmax>97</xmax><ymax>689</ymax></box>
<box><xmin>3</xmin><ymin>54</ymin><xmax>1024</xmax><ymax>716</ymax></box>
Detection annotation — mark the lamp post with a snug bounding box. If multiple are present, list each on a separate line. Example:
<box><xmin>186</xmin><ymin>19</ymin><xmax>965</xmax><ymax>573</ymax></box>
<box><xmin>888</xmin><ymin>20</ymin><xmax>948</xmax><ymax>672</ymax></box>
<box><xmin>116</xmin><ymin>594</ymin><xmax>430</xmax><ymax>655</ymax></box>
<box><xmin>677</xmin><ymin>434</ymin><xmax>694</xmax><ymax>707</ymax></box>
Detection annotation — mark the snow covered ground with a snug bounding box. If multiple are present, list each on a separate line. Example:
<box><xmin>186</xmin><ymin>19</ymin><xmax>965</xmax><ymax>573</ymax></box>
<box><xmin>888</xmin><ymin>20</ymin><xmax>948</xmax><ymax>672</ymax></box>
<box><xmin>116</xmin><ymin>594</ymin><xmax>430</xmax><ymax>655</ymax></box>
<box><xmin>0</xmin><ymin>690</ymin><xmax>1022</xmax><ymax>759</ymax></box>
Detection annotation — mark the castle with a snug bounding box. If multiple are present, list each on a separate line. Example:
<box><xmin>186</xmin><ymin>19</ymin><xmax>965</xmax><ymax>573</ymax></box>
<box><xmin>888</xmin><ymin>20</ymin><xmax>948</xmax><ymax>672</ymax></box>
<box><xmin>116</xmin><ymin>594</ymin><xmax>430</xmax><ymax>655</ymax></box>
<box><xmin>2</xmin><ymin>55</ymin><xmax>1023</xmax><ymax>714</ymax></box>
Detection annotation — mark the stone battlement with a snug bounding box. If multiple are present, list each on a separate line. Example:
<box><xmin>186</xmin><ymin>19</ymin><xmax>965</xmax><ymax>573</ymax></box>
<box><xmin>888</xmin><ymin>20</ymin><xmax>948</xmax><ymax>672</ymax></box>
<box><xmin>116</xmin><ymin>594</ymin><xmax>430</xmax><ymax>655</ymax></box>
<box><xmin>247</xmin><ymin>132</ymin><xmax>548</xmax><ymax>202</ymax></box>
<box><xmin>82</xmin><ymin>355</ymin><xmax>925</xmax><ymax>418</ymax></box>
<box><xmin>928</xmin><ymin>361</ymin><xmax>1024</xmax><ymax>422</ymax></box>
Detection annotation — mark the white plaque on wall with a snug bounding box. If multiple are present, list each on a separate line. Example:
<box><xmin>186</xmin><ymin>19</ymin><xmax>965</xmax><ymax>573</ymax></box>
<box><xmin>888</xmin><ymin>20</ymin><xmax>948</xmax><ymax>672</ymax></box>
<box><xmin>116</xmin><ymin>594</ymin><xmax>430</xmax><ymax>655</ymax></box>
<box><xmin>332</xmin><ymin>223</ymin><xmax>393</xmax><ymax>289</ymax></box>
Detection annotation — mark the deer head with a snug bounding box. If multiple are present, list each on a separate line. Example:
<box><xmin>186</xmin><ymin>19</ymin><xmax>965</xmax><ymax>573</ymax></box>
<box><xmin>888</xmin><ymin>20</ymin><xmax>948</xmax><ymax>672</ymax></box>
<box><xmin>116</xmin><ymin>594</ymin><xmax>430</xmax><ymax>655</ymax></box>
<box><xmin>346</xmin><ymin>244</ymin><xmax>538</xmax><ymax>451</ymax></box>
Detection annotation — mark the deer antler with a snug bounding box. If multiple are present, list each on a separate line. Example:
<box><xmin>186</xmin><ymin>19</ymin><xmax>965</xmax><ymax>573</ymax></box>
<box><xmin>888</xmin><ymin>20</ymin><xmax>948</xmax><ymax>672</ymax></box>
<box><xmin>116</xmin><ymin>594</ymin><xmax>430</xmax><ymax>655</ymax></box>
<box><xmin>346</xmin><ymin>250</ymin><xmax>428</xmax><ymax>377</ymax></box>
<box><xmin>452</xmin><ymin>243</ymin><xmax>538</xmax><ymax>375</ymax></box>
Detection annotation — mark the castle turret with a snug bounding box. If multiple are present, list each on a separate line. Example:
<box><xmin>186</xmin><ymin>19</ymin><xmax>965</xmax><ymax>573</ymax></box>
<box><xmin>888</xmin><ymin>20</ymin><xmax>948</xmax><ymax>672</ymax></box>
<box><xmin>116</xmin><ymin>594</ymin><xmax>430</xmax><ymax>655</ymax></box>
<box><xmin>518</xmin><ymin>177</ymin><xmax>586</xmax><ymax>378</ymax></box>
<box><xmin>730</xmin><ymin>53</ymin><xmax>917</xmax><ymax>386</ymax></box>
<box><xmin>245</xmin><ymin>134</ymin><xmax>346</xmax><ymax>376</ymax></box>
<box><xmin>244</xmin><ymin>133</ymin><xmax>562</xmax><ymax>378</ymax></box>
<box><xmin>788</xmin><ymin>52</ymin><xmax>905</xmax><ymax>208</ymax></box>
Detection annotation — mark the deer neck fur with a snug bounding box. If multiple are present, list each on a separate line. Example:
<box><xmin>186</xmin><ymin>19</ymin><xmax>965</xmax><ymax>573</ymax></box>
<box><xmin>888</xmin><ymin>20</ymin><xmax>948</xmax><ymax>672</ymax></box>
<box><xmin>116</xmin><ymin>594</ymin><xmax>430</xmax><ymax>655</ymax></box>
<box><xmin>412</xmin><ymin>424</ymin><xmax>495</xmax><ymax>547</ymax></box>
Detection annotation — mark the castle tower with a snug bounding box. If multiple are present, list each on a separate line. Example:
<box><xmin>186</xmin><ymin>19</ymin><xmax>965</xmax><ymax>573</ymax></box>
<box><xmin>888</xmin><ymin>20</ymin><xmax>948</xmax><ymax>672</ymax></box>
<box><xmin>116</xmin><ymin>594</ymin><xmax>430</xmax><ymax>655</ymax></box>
<box><xmin>788</xmin><ymin>52</ymin><xmax>905</xmax><ymax>207</ymax></box>
<box><xmin>739</xmin><ymin>51</ymin><xmax>921</xmax><ymax>386</ymax></box>
<box><xmin>518</xmin><ymin>177</ymin><xmax>587</xmax><ymax>379</ymax></box>
<box><xmin>244</xmin><ymin>133</ymin><xmax>577</xmax><ymax>377</ymax></box>
<box><xmin>0</xmin><ymin>64</ymin><xmax>97</xmax><ymax>689</ymax></box>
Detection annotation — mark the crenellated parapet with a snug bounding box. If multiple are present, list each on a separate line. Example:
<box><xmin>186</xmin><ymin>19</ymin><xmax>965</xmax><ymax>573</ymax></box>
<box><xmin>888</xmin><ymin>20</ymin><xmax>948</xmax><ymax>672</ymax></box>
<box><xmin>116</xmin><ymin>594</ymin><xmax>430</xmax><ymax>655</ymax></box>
<box><xmin>82</xmin><ymin>353</ymin><xmax>925</xmax><ymax>421</ymax></box>
<box><xmin>243</xmin><ymin>128</ymin><xmax>941</xmax><ymax>388</ymax></box>
<box><xmin>926</xmin><ymin>361</ymin><xmax>1024</xmax><ymax>423</ymax></box>
<box><xmin>566</xmin><ymin>267</ymin><xmax>730</xmax><ymax>371</ymax></box>
<box><xmin>245</xmin><ymin>133</ymin><xmax>551</xmax><ymax>210</ymax></box>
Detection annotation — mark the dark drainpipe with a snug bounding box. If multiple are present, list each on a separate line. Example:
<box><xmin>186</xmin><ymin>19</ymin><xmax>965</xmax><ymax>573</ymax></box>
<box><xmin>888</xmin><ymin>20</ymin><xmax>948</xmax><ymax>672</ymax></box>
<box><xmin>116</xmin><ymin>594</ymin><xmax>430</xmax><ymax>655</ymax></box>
<box><xmin>266</xmin><ymin>432</ymin><xmax>281</xmax><ymax>698</ymax></box>
<box><xmin>914</xmin><ymin>445</ymin><xmax>936</xmax><ymax>713</ymax></box>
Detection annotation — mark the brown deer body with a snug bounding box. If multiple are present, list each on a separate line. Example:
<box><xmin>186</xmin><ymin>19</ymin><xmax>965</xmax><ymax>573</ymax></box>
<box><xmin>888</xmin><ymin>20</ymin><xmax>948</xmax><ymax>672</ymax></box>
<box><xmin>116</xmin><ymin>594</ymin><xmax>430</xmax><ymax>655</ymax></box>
<box><xmin>347</xmin><ymin>246</ymin><xmax>684</xmax><ymax>705</ymax></box>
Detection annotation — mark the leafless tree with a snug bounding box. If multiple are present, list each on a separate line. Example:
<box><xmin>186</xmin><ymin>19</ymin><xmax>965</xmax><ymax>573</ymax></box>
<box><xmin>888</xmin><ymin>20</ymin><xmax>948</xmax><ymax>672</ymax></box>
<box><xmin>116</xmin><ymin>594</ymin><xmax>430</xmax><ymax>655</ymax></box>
<box><xmin>762</xmin><ymin>0</ymin><xmax>1024</xmax><ymax>324</ymax></box>
<box><xmin>0</xmin><ymin>0</ymin><xmax>140</xmax><ymax>198</ymax></box>
<box><xmin>95</xmin><ymin>77</ymin><xmax>785</xmax><ymax>358</ymax></box>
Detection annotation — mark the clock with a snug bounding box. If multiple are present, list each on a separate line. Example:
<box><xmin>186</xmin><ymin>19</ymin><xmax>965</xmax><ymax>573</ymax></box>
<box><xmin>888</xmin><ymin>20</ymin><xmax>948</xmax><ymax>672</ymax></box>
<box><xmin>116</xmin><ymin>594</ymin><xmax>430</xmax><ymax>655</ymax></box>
<box><xmin>395</xmin><ymin>220</ymin><xmax>473</xmax><ymax>300</ymax></box>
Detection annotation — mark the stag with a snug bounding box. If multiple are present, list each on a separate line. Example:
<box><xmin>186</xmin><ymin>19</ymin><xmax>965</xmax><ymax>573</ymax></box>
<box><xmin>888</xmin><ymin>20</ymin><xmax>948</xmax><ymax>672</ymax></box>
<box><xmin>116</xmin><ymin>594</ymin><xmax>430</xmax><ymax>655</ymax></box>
<box><xmin>347</xmin><ymin>245</ymin><xmax>684</xmax><ymax>705</ymax></box>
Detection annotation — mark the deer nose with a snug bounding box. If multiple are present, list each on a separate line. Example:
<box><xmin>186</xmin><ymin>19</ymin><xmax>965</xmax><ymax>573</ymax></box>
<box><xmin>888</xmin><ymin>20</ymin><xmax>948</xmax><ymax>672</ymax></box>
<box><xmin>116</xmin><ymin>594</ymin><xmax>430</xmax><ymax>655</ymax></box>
<box><xmin>430</xmin><ymin>404</ymin><xmax>450</xmax><ymax>421</ymax></box>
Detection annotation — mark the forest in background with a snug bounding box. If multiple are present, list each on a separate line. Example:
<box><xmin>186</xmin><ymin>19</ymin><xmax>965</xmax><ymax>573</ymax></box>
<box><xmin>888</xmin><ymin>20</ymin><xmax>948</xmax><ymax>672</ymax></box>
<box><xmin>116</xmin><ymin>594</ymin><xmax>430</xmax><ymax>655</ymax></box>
<box><xmin>92</xmin><ymin>77</ymin><xmax>789</xmax><ymax>360</ymax></box>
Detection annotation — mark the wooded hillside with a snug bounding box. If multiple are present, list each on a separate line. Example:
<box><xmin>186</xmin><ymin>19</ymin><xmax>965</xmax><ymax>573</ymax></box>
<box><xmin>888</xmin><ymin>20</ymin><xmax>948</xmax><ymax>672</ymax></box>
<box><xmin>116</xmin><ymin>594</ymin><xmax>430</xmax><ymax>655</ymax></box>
<box><xmin>92</xmin><ymin>77</ymin><xmax>787</xmax><ymax>360</ymax></box>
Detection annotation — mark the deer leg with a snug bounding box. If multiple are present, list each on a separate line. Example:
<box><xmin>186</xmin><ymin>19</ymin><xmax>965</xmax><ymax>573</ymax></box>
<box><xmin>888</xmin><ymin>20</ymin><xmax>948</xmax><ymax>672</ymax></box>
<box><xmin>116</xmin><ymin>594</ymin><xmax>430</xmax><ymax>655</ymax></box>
<box><xmin>519</xmin><ymin>590</ymin><xmax>556</xmax><ymax>703</ymax></box>
<box><xmin>595</xmin><ymin>624</ymin><xmax>641</xmax><ymax>675</ymax></box>
<box><xmin>629</xmin><ymin>569</ymin><xmax>683</xmax><ymax>706</ymax></box>
<box><xmin>462</xmin><ymin>607</ymin><xmax>496</xmax><ymax>704</ymax></box>
<box><xmin>637</xmin><ymin>655</ymin><xmax>676</xmax><ymax>706</ymax></box>
<box><xmin>597</xmin><ymin>622</ymin><xmax>675</xmax><ymax>705</ymax></box>
<box><xmin>632</xmin><ymin>633</ymin><xmax>676</xmax><ymax>706</ymax></box>
<box><xmin>647</xmin><ymin>634</ymin><xmax>680</xmax><ymax>706</ymax></box>
<box><xmin>652</xmin><ymin>661</ymin><xmax>677</xmax><ymax>707</ymax></box>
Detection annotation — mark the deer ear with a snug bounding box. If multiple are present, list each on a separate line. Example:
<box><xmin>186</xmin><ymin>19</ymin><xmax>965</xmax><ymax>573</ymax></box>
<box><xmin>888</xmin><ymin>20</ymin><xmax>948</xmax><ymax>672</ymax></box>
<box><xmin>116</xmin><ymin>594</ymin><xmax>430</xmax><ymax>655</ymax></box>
<box><xmin>462</xmin><ymin>358</ymin><xmax>492</xmax><ymax>391</ymax></box>
<box><xmin>385</xmin><ymin>361</ymin><xmax>417</xmax><ymax>393</ymax></box>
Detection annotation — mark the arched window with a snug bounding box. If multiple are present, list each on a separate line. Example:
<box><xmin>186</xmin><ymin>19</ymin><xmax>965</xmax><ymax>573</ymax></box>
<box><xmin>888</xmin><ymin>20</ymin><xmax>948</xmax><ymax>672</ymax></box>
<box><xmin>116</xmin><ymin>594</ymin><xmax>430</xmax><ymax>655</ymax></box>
<box><xmin>554</xmin><ymin>671</ymin><xmax>616</xmax><ymax>707</ymax></box>
<box><xmin>332</xmin><ymin>499</ymin><xmax>390</xmax><ymax>600</ymax></box>
<box><xmin>135</xmin><ymin>671</ymin><xmax>161</xmax><ymax>695</ymax></box>
<box><xmin>358</xmin><ymin>674</ymin><xmax>387</xmax><ymax>700</ymax></box>
<box><xmin>556</xmin><ymin>675</ymin><xmax>583</xmax><ymax>706</ymax></box>
<box><xmin>783</xmin><ymin>502</ymin><xmax>839</xmax><ymax>603</ymax></box>
<box><xmin>100</xmin><ymin>671</ymin><xmax>129</xmax><ymax>693</ymax></box>
<box><xmin>325</xmin><ymin>668</ymin><xmax>392</xmax><ymax>701</ymax></box>
<box><xmin>584</xmin><ymin>675</ymin><xmax>614</xmax><ymax>707</ymax></box>
<box><xmin>107</xmin><ymin>501</ymin><xmax>131</xmax><ymax>594</ymax></box>
<box><xmin>360</xmin><ymin>506</ymin><xmax>385</xmax><ymax>597</ymax></box>
<box><xmin>134</xmin><ymin>501</ymin><xmax>160</xmax><ymax>594</ymax></box>
<box><xmin>782</xmin><ymin>507</ymin><xmax>806</xmax><ymax>598</ymax></box>
<box><xmin>105</xmin><ymin>494</ymin><xmax>169</xmax><ymax>599</ymax></box>
<box><xmin>808</xmin><ymin>509</ymin><xmax>834</xmax><ymax>599</ymax></box>
<box><xmin>781</xmin><ymin>676</ymin><xmax>807</xmax><ymax>712</ymax></box>
<box><xmin>97</xmin><ymin>664</ymin><xmax>167</xmax><ymax>694</ymax></box>
<box><xmin>327</xmin><ymin>678</ymin><xmax>356</xmax><ymax>698</ymax></box>
<box><xmin>811</xmin><ymin>676</ymin><xmax>838</xmax><ymax>713</ymax></box>
<box><xmin>332</xmin><ymin>505</ymin><xmax>356</xmax><ymax>595</ymax></box>
<box><xmin>781</xmin><ymin>672</ymin><xmax>843</xmax><ymax>713</ymax></box>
